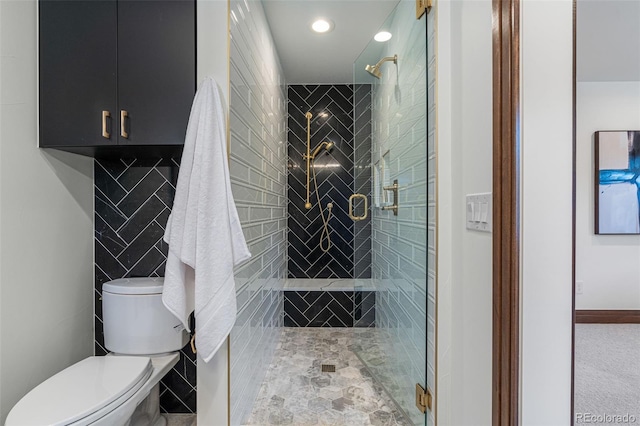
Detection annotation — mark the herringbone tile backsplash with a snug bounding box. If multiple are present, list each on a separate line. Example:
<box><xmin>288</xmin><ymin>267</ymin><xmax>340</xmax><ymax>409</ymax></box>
<box><xmin>94</xmin><ymin>157</ymin><xmax>196</xmax><ymax>414</ymax></box>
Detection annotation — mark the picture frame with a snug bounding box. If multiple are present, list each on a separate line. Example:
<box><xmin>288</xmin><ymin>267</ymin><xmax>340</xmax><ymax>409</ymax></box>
<box><xmin>595</xmin><ymin>130</ymin><xmax>640</xmax><ymax>234</ymax></box>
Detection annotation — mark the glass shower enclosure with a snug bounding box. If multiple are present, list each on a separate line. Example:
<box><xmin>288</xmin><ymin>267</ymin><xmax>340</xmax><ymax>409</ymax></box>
<box><xmin>351</xmin><ymin>0</ymin><xmax>433</xmax><ymax>425</ymax></box>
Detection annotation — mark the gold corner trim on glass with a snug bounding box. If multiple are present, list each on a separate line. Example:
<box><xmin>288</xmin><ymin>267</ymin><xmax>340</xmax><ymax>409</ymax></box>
<box><xmin>416</xmin><ymin>0</ymin><xmax>433</xmax><ymax>19</ymax></box>
<box><xmin>348</xmin><ymin>193</ymin><xmax>368</xmax><ymax>221</ymax></box>
<box><xmin>304</xmin><ymin>112</ymin><xmax>313</xmax><ymax>209</ymax></box>
<box><xmin>382</xmin><ymin>179</ymin><xmax>399</xmax><ymax>215</ymax></box>
<box><xmin>102</xmin><ymin>111</ymin><xmax>111</xmax><ymax>139</ymax></box>
<box><xmin>120</xmin><ymin>110</ymin><xmax>129</xmax><ymax>139</ymax></box>
<box><xmin>415</xmin><ymin>383</ymin><xmax>433</xmax><ymax>413</ymax></box>
<box><xmin>226</xmin><ymin>0</ymin><xmax>231</xmax><ymax>167</ymax></box>
<box><xmin>416</xmin><ymin>0</ymin><xmax>425</xmax><ymax>18</ymax></box>
<box><xmin>432</xmin><ymin>5</ymin><xmax>439</xmax><ymax>420</ymax></box>
<box><xmin>227</xmin><ymin>335</ymin><xmax>231</xmax><ymax>426</ymax></box>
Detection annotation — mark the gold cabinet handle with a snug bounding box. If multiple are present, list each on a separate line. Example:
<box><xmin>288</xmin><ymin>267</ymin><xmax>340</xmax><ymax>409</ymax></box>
<box><xmin>102</xmin><ymin>111</ymin><xmax>111</xmax><ymax>139</ymax></box>
<box><xmin>349</xmin><ymin>193</ymin><xmax>368</xmax><ymax>221</ymax></box>
<box><xmin>120</xmin><ymin>110</ymin><xmax>129</xmax><ymax>139</ymax></box>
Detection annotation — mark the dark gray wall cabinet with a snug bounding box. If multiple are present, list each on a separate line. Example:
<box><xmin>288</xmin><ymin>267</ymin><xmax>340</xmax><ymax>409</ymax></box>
<box><xmin>39</xmin><ymin>0</ymin><xmax>195</xmax><ymax>157</ymax></box>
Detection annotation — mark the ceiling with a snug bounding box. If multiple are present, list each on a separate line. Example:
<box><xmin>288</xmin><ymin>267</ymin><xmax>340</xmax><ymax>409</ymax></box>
<box><xmin>263</xmin><ymin>0</ymin><xmax>638</xmax><ymax>84</ymax></box>
<box><xmin>262</xmin><ymin>0</ymin><xmax>400</xmax><ymax>84</ymax></box>
<box><xmin>577</xmin><ymin>0</ymin><xmax>640</xmax><ymax>82</ymax></box>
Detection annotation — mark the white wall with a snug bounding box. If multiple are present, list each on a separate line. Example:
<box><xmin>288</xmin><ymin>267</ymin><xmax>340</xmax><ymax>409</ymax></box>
<box><xmin>576</xmin><ymin>81</ymin><xmax>640</xmax><ymax>310</ymax></box>
<box><xmin>195</xmin><ymin>1</ymin><xmax>231</xmax><ymax>425</ymax></box>
<box><xmin>0</xmin><ymin>1</ymin><xmax>94</xmax><ymax>423</ymax></box>
<box><xmin>520</xmin><ymin>0</ymin><xmax>573</xmax><ymax>424</ymax></box>
<box><xmin>436</xmin><ymin>0</ymin><xmax>493</xmax><ymax>425</ymax></box>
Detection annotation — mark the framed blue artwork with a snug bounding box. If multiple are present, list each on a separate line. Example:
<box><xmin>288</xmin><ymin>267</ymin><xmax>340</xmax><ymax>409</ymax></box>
<box><xmin>595</xmin><ymin>130</ymin><xmax>640</xmax><ymax>234</ymax></box>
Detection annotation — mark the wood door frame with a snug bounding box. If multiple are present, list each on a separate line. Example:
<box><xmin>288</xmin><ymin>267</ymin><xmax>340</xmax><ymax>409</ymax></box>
<box><xmin>492</xmin><ymin>0</ymin><xmax>520</xmax><ymax>425</ymax></box>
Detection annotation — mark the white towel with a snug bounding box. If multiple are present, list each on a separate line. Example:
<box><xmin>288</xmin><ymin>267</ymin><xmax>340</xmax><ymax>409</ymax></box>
<box><xmin>163</xmin><ymin>77</ymin><xmax>251</xmax><ymax>362</ymax></box>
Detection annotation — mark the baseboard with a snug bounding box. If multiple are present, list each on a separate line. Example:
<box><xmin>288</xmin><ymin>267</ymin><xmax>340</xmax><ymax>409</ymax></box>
<box><xmin>575</xmin><ymin>310</ymin><xmax>640</xmax><ymax>324</ymax></box>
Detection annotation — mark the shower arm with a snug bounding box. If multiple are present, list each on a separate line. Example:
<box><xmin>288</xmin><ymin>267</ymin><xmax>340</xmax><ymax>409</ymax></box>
<box><xmin>376</xmin><ymin>55</ymin><xmax>398</xmax><ymax>68</ymax></box>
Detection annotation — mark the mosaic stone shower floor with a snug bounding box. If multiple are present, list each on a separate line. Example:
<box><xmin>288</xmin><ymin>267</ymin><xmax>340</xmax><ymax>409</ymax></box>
<box><xmin>244</xmin><ymin>328</ymin><xmax>411</xmax><ymax>426</ymax></box>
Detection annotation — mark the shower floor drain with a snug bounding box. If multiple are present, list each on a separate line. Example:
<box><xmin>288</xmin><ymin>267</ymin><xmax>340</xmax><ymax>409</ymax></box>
<box><xmin>321</xmin><ymin>364</ymin><xmax>336</xmax><ymax>373</ymax></box>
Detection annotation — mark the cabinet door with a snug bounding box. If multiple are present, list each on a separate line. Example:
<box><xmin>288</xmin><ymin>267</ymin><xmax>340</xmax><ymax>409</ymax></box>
<box><xmin>39</xmin><ymin>0</ymin><xmax>118</xmax><ymax>148</ymax></box>
<box><xmin>117</xmin><ymin>0</ymin><xmax>196</xmax><ymax>146</ymax></box>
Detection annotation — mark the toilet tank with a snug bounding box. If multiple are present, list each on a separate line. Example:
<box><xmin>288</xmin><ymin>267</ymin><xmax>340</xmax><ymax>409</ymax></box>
<box><xmin>102</xmin><ymin>278</ymin><xmax>188</xmax><ymax>355</ymax></box>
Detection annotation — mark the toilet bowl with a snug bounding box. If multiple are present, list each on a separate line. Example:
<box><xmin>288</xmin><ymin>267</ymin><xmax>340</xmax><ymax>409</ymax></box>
<box><xmin>5</xmin><ymin>278</ymin><xmax>189</xmax><ymax>426</ymax></box>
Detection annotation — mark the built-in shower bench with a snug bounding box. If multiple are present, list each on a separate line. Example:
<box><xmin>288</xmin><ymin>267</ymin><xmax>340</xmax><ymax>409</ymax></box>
<box><xmin>283</xmin><ymin>279</ymin><xmax>376</xmax><ymax>328</ymax></box>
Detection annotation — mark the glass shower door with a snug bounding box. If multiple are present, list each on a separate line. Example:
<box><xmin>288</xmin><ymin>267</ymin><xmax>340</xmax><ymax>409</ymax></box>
<box><xmin>352</xmin><ymin>0</ymin><xmax>432</xmax><ymax>424</ymax></box>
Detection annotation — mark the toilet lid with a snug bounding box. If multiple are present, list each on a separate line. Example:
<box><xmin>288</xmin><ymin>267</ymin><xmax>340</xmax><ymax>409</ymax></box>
<box><xmin>6</xmin><ymin>356</ymin><xmax>152</xmax><ymax>425</ymax></box>
<box><xmin>102</xmin><ymin>277</ymin><xmax>164</xmax><ymax>295</ymax></box>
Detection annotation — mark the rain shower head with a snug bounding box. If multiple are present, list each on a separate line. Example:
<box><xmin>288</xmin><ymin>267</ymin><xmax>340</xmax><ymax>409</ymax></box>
<box><xmin>365</xmin><ymin>64</ymin><xmax>382</xmax><ymax>78</ymax></box>
<box><xmin>365</xmin><ymin>54</ymin><xmax>398</xmax><ymax>79</ymax></box>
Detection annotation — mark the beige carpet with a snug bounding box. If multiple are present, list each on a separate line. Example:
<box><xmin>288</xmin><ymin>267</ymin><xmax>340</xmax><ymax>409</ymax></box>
<box><xmin>574</xmin><ymin>324</ymin><xmax>640</xmax><ymax>425</ymax></box>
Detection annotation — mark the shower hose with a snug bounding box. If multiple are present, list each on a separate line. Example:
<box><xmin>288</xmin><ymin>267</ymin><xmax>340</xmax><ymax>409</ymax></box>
<box><xmin>311</xmin><ymin>163</ymin><xmax>333</xmax><ymax>253</ymax></box>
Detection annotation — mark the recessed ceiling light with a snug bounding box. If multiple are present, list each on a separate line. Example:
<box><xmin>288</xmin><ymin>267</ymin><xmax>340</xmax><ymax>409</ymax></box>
<box><xmin>374</xmin><ymin>31</ymin><xmax>392</xmax><ymax>42</ymax></box>
<box><xmin>311</xmin><ymin>19</ymin><xmax>333</xmax><ymax>33</ymax></box>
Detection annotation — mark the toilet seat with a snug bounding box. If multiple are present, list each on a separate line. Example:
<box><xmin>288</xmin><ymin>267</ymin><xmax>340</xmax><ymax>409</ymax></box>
<box><xmin>5</xmin><ymin>356</ymin><xmax>152</xmax><ymax>426</ymax></box>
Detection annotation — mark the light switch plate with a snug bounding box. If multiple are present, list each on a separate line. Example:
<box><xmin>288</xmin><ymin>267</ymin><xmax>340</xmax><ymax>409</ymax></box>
<box><xmin>466</xmin><ymin>193</ymin><xmax>492</xmax><ymax>232</ymax></box>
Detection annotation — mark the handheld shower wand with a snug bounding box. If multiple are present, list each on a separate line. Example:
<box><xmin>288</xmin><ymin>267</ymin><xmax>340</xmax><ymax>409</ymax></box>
<box><xmin>302</xmin><ymin>111</ymin><xmax>335</xmax><ymax>253</ymax></box>
<box><xmin>310</xmin><ymin>141</ymin><xmax>334</xmax><ymax>159</ymax></box>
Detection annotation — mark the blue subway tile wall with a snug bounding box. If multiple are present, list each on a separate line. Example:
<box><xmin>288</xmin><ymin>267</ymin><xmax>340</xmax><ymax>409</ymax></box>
<box><xmin>287</xmin><ymin>85</ymin><xmax>356</xmax><ymax>278</ymax></box>
<box><xmin>229</xmin><ymin>0</ymin><xmax>287</xmax><ymax>423</ymax></box>
<box><xmin>94</xmin><ymin>157</ymin><xmax>196</xmax><ymax>414</ymax></box>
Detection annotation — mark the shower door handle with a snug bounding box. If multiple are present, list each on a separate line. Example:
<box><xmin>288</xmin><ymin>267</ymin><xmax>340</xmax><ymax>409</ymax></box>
<box><xmin>382</xmin><ymin>179</ymin><xmax>399</xmax><ymax>216</ymax></box>
<box><xmin>349</xmin><ymin>193</ymin><xmax>368</xmax><ymax>221</ymax></box>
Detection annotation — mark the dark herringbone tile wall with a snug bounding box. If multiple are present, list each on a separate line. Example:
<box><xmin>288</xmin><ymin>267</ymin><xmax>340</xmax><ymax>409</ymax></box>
<box><xmin>288</xmin><ymin>85</ymin><xmax>356</xmax><ymax>278</ymax></box>
<box><xmin>283</xmin><ymin>291</ymin><xmax>375</xmax><ymax>327</ymax></box>
<box><xmin>94</xmin><ymin>157</ymin><xmax>196</xmax><ymax>414</ymax></box>
<box><xmin>354</xmin><ymin>84</ymin><xmax>373</xmax><ymax>279</ymax></box>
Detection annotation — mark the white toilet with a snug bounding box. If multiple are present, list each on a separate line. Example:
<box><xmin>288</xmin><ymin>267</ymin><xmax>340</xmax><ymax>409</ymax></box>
<box><xmin>5</xmin><ymin>277</ymin><xmax>189</xmax><ymax>426</ymax></box>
